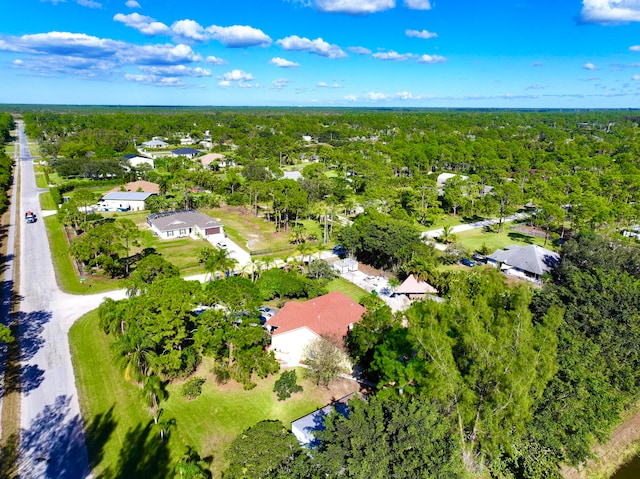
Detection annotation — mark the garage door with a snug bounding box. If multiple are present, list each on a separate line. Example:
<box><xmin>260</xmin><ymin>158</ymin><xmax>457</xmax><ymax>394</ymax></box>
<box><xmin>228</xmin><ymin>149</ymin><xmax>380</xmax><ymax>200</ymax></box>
<box><xmin>205</xmin><ymin>227</ymin><xmax>220</xmax><ymax>235</ymax></box>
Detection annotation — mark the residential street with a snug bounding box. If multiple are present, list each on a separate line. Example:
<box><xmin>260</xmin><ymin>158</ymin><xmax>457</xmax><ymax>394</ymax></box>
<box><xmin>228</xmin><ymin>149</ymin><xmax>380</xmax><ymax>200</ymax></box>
<box><xmin>14</xmin><ymin>121</ymin><xmax>126</xmax><ymax>478</ymax></box>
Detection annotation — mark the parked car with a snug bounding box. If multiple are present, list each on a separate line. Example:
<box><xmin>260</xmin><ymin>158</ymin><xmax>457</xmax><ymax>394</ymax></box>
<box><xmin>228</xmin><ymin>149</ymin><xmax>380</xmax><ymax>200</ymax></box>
<box><xmin>258</xmin><ymin>306</ymin><xmax>277</xmax><ymax>320</ymax></box>
<box><xmin>332</xmin><ymin>245</ymin><xmax>347</xmax><ymax>257</ymax></box>
<box><xmin>216</xmin><ymin>240</ymin><xmax>228</xmax><ymax>249</ymax></box>
<box><xmin>472</xmin><ymin>253</ymin><xmax>486</xmax><ymax>263</ymax></box>
<box><xmin>460</xmin><ymin>257</ymin><xmax>475</xmax><ymax>267</ymax></box>
<box><xmin>25</xmin><ymin>211</ymin><xmax>36</xmax><ymax>223</ymax></box>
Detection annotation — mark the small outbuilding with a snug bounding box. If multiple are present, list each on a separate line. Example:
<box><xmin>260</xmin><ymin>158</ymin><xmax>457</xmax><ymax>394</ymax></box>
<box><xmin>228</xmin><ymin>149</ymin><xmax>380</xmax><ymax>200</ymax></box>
<box><xmin>147</xmin><ymin>210</ymin><xmax>225</xmax><ymax>242</ymax></box>
<box><xmin>291</xmin><ymin>393</ymin><xmax>354</xmax><ymax>446</ymax></box>
<box><xmin>331</xmin><ymin>258</ymin><xmax>358</xmax><ymax>274</ymax></box>
<box><xmin>395</xmin><ymin>274</ymin><xmax>438</xmax><ymax>300</ymax></box>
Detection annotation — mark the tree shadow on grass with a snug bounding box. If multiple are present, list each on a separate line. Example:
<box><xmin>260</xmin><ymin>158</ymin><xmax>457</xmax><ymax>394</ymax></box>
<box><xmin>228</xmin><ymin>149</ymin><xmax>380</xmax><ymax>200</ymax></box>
<box><xmin>97</xmin><ymin>420</ymin><xmax>171</xmax><ymax>479</ymax></box>
<box><xmin>507</xmin><ymin>232</ymin><xmax>535</xmax><ymax>244</ymax></box>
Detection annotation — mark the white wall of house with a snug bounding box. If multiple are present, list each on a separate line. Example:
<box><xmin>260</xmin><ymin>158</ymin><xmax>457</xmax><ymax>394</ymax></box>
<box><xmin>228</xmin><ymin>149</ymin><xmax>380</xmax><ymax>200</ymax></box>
<box><xmin>270</xmin><ymin>327</ymin><xmax>320</xmax><ymax>367</ymax></box>
<box><xmin>98</xmin><ymin>199</ymin><xmax>147</xmax><ymax>212</ymax></box>
<box><xmin>150</xmin><ymin>224</ymin><xmax>225</xmax><ymax>242</ymax></box>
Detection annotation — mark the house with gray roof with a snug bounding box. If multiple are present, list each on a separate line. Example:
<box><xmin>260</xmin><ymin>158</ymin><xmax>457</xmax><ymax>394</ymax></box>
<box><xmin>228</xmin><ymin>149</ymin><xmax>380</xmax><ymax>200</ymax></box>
<box><xmin>172</xmin><ymin>148</ymin><xmax>200</xmax><ymax>159</ymax></box>
<box><xmin>487</xmin><ymin>244</ymin><xmax>560</xmax><ymax>282</ymax></box>
<box><xmin>97</xmin><ymin>191</ymin><xmax>156</xmax><ymax>212</ymax></box>
<box><xmin>142</xmin><ymin>139</ymin><xmax>169</xmax><ymax>149</ymax></box>
<box><xmin>147</xmin><ymin>210</ymin><xmax>225</xmax><ymax>241</ymax></box>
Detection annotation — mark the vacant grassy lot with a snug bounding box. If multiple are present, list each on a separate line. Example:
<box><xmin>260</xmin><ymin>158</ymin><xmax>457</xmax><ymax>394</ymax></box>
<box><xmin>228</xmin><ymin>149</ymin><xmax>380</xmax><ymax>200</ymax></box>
<box><xmin>453</xmin><ymin>223</ymin><xmax>550</xmax><ymax>254</ymax></box>
<box><xmin>71</xmin><ymin>310</ymin><xmax>359</xmax><ymax>478</ymax></box>
<box><xmin>199</xmin><ymin>206</ymin><xmax>327</xmax><ymax>259</ymax></box>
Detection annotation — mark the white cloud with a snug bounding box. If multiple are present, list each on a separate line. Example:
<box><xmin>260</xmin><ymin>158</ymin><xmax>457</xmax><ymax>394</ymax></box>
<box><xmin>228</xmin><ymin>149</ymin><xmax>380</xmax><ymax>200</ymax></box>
<box><xmin>372</xmin><ymin>50</ymin><xmax>414</xmax><ymax>61</ymax></box>
<box><xmin>172</xmin><ymin>19</ymin><xmax>209</xmax><ymax>42</ymax></box>
<box><xmin>138</xmin><ymin>65</ymin><xmax>211</xmax><ymax>77</ymax></box>
<box><xmin>533</xmin><ymin>61</ymin><xmax>544</xmax><ymax>67</ymax></box>
<box><xmin>206</xmin><ymin>25</ymin><xmax>271</xmax><ymax>47</ymax></box>
<box><xmin>526</xmin><ymin>84</ymin><xmax>546</xmax><ymax>90</ymax></box>
<box><xmin>403</xmin><ymin>0</ymin><xmax>431</xmax><ymax>10</ymax></box>
<box><xmin>366</xmin><ymin>92</ymin><xmax>388</xmax><ymax>100</ymax></box>
<box><xmin>579</xmin><ymin>0</ymin><xmax>640</xmax><ymax>25</ymax></box>
<box><xmin>114</xmin><ymin>14</ymin><xmax>271</xmax><ymax>47</ymax></box>
<box><xmin>277</xmin><ymin>35</ymin><xmax>347</xmax><ymax>58</ymax></box>
<box><xmin>272</xmin><ymin>78</ymin><xmax>290</xmax><ymax>89</ymax></box>
<box><xmin>125</xmin><ymin>73</ymin><xmax>187</xmax><ymax>87</ymax></box>
<box><xmin>126</xmin><ymin>43</ymin><xmax>201</xmax><ymax>65</ymax></box>
<box><xmin>632</xmin><ymin>74</ymin><xmax>640</xmax><ymax>80</ymax></box>
<box><xmin>314</xmin><ymin>0</ymin><xmax>395</xmax><ymax>14</ymax></box>
<box><xmin>317</xmin><ymin>81</ymin><xmax>342</xmax><ymax>88</ymax></box>
<box><xmin>405</xmin><ymin>29</ymin><xmax>438</xmax><ymax>39</ymax></box>
<box><xmin>125</xmin><ymin>0</ymin><xmax>140</xmax><ymax>7</ymax></box>
<box><xmin>583</xmin><ymin>62</ymin><xmax>599</xmax><ymax>70</ymax></box>
<box><xmin>417</xmin><ymin>54</ymin><xmax>446</xmax><ymax>63</ymax></box>
<box><xmin>348</xmin><ymin>46</ymin><xmax>372</xmax><ymax>55</ymax></box>
<box><xmin>270</xmin><ymin>57</ymin><xmax>300</xmax><ymax>67</ymax></box>
<box><xmin>113</xmin><ymin>13</ymin><xmax>170</xmax><ymax>36</ymax></box>
<box><xmin>78</xmin><ymin>0</ymin><xmax>102</xmax><ymax>8</ymax></box>
<box><xmin>630</xmin><ymin>45</ymin><xmax>640</xmax><ymax>51</ymax></box>
<box><xmin>205</xmin><ymin>55</ymin><xmax>228</xmax><ymax>65</ymax></box>
<box><xmin>218</xmin><ymin>69</ymin><xmax>256</xmax><ymax>87</ymax></box>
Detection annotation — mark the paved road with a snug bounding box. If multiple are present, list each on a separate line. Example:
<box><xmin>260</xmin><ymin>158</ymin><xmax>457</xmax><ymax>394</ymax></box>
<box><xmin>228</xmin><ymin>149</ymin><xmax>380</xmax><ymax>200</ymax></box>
<box><xmin>15</xmin><ymin>121</ymin><xmax>126</xmax><ymax>478</ymax></box>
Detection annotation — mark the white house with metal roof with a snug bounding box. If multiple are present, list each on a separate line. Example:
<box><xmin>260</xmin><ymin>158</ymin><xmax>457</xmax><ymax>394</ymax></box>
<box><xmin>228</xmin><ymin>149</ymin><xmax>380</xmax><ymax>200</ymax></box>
<box><xmin>147</xmin><ymin>210</ymin><xmax>225</xmax><ymax>242</ymax></box>
<box><xmin>97</xmin><ymin>192</ymin><xmax>156</xmax><ymax>212</ymax></box>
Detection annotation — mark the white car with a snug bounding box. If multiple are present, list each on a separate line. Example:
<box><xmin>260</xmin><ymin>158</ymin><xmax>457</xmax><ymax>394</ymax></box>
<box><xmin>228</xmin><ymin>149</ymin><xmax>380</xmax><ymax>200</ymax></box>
<box><xmin>216</xmin><ymin>241</ymin><xmax>228</xmax><ymax>249</ymax></box>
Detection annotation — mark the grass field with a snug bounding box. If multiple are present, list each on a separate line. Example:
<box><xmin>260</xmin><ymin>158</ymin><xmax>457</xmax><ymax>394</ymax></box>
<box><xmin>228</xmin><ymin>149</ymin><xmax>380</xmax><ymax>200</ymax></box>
<box><xmin>39</xmin><ymin>191</ymin><xmax>57</xmax><ymax>210</ymax></box>
<box><xmin>453</xmin><ymin>223</ymin><xmax>550</xmax><ymax>254</ymax></box>
<box><xmin>325</xmin><ymin>276</ymin><xmax>368</xmax><ymax>302</ymax></box>
<box><xmin>70</xmin><ymin>310</ymin><xmax>358</xmax><ymax>478</ymax></box>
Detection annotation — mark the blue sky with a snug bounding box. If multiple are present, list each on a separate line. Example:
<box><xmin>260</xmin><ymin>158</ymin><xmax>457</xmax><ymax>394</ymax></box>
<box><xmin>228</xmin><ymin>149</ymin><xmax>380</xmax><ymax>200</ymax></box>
<box><xmin>2</xmin><ymin>0</ymin><xmax>640</xmax><ymax>108</ymax></box>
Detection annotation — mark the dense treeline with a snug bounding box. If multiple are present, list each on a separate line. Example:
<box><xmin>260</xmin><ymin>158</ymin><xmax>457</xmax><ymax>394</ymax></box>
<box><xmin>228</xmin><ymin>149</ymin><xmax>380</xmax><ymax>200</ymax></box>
<box><xmin>0</xmin><ymin>113</ymin><xmax>15</xmax><ymax>214</ymax></box>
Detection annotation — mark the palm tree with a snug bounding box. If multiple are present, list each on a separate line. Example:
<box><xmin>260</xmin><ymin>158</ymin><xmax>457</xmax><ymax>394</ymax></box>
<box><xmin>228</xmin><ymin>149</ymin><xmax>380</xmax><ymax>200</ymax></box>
<box><xmin>199</xmin><ymin>246</ymin><xmax>238</xmax><ymax>281</ymax></box>
<box><xmin>295</xmin><ymin>241</ymin><xmax>316</xmax><ymax>274</ymax></box>
<box><xmin>142</xmin><ymin>374</ymin><xmax>166</xmax><ymax>424</ymax></box>
<box><xmin>403</xmin><ymin>257</ymin><xmax>439</xmax><ymax>285</ymax></box>
<box><xmin>112</xmin><ymin>325</ymin><xmax>157</xmax><ymax>383</ymax></box>
<box><xmin>438</xmin><ymin>224</ymin><xmax>457</xmax><ymax>244</ymax></box>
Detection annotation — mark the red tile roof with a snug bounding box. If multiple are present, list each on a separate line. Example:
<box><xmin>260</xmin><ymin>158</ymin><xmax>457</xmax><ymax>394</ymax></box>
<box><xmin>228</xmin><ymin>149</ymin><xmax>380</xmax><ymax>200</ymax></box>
<box><xmin>109</xmin><ymin>180</ymin><xmax>160</xmax><ymax>194</ymax></box>
<box><xmin>267</xmin><ymin>291</ymin><xmax>365</xmax><ymax>338</ymax></box>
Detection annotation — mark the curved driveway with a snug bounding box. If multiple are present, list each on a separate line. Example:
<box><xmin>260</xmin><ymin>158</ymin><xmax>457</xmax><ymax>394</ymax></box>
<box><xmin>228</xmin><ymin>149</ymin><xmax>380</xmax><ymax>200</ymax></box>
<box><xmin>15</xmin><ymin>121</ymin><xmax>126</xmax><ymax>478</ymax></box>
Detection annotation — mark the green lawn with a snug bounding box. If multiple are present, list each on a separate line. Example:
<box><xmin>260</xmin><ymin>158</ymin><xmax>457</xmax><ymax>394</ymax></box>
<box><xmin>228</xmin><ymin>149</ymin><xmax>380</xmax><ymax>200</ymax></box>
<box><xmin>39</xmin><ymin>191</ymin><xmax>57</xmax><ymax>210</ymax></box>
<box><xmin>71</xmin><ymin>311</ymin><xmax>349</xmax><ymax>478</ymax></box>
<box><xmin>453</xmin><ymin>224</ymin><xmax>550</xmax><ymax>254</ymax></box>
<box><xmin>325</xmin><ymin>276</ymin><xmax>368</xmax><ymax>302</ymax></box>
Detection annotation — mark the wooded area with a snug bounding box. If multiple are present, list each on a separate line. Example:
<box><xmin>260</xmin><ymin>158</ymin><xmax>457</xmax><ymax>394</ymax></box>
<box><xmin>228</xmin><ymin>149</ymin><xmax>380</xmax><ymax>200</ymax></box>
<box><xmin>9</xmin><ymin>107</ymin><xmax>640</xmax><ymax>477</ymax></box>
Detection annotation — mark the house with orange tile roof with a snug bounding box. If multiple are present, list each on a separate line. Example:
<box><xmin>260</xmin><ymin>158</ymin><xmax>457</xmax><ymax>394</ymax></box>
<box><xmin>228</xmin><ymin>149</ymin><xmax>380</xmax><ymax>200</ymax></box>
<box><xmin>266</xmin><ymin>291</ymin><xmax>366</xmax><ymax>367</ymax></box>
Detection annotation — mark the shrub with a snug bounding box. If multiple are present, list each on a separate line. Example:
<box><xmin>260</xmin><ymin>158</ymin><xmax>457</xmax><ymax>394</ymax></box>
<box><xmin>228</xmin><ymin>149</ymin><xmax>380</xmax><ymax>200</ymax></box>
<box><xmin>273</xmin><ymin>369</ymin><xmax>303</xmax><ymax>401</ymax></box>
<box><xmin>181</xmin><ymin>376</ymin><xmax>206</xmax><ymax>400</ymax></box>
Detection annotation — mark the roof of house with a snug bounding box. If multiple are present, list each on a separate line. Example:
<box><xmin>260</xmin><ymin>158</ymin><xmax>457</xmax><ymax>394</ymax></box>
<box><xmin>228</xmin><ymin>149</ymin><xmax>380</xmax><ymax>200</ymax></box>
<box><xmin>395</xmin><ymin>274</ymin><xmax>438</xmax><ymax>294</ymax></box>
<box><xmin>100</xmin><ymin>192</ymin><xmax>156</xmax><ymax>201</ymax></box>
<box><xmin>108</xmin><ymin>180</ymin><xmax>160</xmax><ymax>194</ymax></box>
<box><xmin>487</xmin><ymin>244</ymin><xmax>560</xmax><ymax>276</ymax></box>
<box><xmin>291</xmin><ymin>396</ymin><xmax>351</xmax><ymax>446</ymax></box>
<box><xmin>172</xmin><ymin>148</ymin><xmax>200</xmax><ymax>155</ymax></box>
<box><xmin>267</xmin><ymin>291</ymin><xmax>365</xmax><ymax>339</ymax></box>
<box><xmin>198</xmin><ymin>152</ymin><xmax>226</xmax><ymax>166</ymax></box>
<box><xmin>147</xmin><ymin>210</ymin><xmax>222</xmax><ymax>232</ymax></box>
<box><xmin>142</xmin><ymin>139</ymin><xmax>168</xmax><ymax>147</ymax></box>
